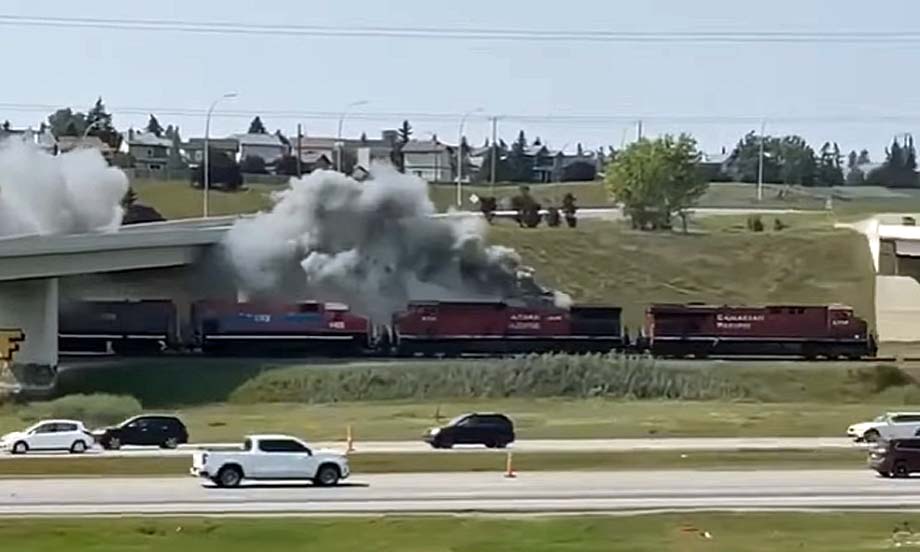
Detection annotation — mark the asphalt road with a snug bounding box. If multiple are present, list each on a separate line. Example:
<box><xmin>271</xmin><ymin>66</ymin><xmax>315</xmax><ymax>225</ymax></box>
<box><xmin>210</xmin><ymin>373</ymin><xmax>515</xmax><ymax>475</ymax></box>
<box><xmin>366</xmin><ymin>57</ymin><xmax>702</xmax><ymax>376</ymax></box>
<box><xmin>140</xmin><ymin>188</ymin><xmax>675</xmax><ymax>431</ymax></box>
<box><xmin>0</xmin><ymin>470</ymin><xmax>910</xmax><ymax>515</ymax></box>
<box><xmin>0</xmin><ymin>437</ymin><xmax>860</xmax><ymax>459</ymax></box>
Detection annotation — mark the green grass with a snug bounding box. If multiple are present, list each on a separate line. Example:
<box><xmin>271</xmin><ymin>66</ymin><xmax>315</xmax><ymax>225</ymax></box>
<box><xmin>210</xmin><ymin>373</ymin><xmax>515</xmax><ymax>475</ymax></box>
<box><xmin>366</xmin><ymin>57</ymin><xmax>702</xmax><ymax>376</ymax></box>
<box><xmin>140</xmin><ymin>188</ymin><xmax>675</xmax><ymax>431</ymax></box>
<box><xmin>3</xmin><ymin>513</ymin><xmax>920</xmax><ymax>551</ymax></box>
<box><xmin>132</xmin><ymin>179</ymin><xmax>273</xmax><ymax>218</ymax></box>
<box><xmin>490</xmin><ymin>219</ymin><xmax>875</xmax><ymax>328</ymax></box>
<box><xmin>0</xmin><ymin>449</ymin><xmax>866</xmax><ymax>478</ymax></box>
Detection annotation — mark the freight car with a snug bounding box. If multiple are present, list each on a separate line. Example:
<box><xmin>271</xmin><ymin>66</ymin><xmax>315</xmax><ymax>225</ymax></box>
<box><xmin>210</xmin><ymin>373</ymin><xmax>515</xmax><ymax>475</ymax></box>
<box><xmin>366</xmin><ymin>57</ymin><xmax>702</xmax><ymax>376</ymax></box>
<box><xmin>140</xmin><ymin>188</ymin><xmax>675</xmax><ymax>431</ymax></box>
<box><xmin>191</xmin><ymin>300</ymin><xmax>372</xmax><ymax>356</ymax></box>
<box><xmin>390</xmin><ymin>301</ymin><xmax>626</xmax><ymax>356</ymax></box>
<box><xmin>641</xmin><ymin>303</ymin><xmax>877</xmax><ymax>359</ymax></box>
<box><xmin>58</xmin><ymin>300</ymin><xmax>178</xmax><ymax>355</ymax></box>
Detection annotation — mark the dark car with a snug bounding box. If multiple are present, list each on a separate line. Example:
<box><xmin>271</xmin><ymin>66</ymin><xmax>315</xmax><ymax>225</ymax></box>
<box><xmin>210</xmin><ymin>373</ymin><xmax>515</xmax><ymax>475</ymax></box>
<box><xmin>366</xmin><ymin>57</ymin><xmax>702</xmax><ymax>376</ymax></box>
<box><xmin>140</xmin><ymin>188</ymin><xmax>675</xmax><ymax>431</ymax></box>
<box><xmin>869</xmin><ymin>438</ymin><xmax>920</xmax><ymax>477</ymax></box>
<box><xmin>97</xmin><ymin>415</ymin><xmax>188</xmax><ymax>450</ymax></box>
<box><xmin>423</xmin><ymin>413</ymin><xmax>515</xmax><ymax>449</ymax></box>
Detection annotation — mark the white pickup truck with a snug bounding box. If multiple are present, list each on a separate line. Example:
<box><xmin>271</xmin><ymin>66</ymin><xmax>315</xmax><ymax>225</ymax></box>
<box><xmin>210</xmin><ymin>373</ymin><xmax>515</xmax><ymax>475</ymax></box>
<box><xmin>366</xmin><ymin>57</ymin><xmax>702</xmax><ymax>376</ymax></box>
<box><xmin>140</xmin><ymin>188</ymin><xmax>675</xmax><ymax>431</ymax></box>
<box><xmin>191</xmin><ymin>434</ymin><xmax>350</xmax><ymax>488</ymax></box>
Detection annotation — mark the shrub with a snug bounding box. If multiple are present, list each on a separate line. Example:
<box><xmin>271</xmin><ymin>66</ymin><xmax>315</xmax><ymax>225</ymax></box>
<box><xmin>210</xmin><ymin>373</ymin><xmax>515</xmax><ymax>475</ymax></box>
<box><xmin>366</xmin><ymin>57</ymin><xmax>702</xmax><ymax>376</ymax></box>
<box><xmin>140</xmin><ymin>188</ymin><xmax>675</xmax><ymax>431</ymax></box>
<box><xmin>863</xmin><ymin>364</ymin><xmax>914</xmax><ymax>393</ymax></box>
<box><xmin>21</xmin><ymin>394</ymin><xmax>142</xmax><ymax>427</ymax></box>
<box><xmin>229</xmin><ymin>354</ymin><xmax>744</xmax><ymax>404</ymax></box>
<box><xmin>747</xmin><ymin>215</ymin><xmax>764</xmax><ymax>232</ymax></box>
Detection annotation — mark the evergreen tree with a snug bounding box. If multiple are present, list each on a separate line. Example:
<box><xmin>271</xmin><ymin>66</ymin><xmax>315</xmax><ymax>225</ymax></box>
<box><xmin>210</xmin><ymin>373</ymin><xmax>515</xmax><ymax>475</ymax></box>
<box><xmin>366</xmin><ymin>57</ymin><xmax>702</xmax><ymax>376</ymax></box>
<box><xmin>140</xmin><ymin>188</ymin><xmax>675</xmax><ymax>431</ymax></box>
<box><xmin>857</xmin><ymin>149</ymin><xmax>871</xmax><ymax>165</ymax></box>
<box><xmin>248</xmin><ymin>116</ymin><xmax>267</xmax><ymax>134</ymax></box>
<box><xmin>146</xmin><ymin>114</ymin><xmax>164</xmax><ymax>137</ymax></box>
<box><xmin>398</xmin><ymin>120</ymin><xmax>412</xmax><ymax>144</ymax></box>
<box><xmin>847</xmin><ymin>150</ymin><xmax>858</xmax><ymax>170</ymax></box>
<box><xmin>85</xmin><ymin>97</ymin><xmax>122</xmax><ymax>149</ymax></box>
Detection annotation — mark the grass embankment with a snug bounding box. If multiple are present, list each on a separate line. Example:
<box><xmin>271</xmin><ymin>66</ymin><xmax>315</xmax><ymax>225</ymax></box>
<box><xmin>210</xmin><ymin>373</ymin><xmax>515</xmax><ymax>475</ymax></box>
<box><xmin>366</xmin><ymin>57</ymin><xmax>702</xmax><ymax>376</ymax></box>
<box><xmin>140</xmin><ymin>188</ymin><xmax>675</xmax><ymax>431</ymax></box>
<box><xmin>131</xmin><ymin>179</ymin><xmax>273</xmax><ymax>218</ymax></box>
<box><xmin>3</xmin><ymin>514</ymin><xmax>920</xmax><ymax>551</ymax></box>
<box><xmin>491</xmin><ymin>218</ymin><xmax>874</xmax><ymax>329</ymax></box>
<box><xmin>0</xmin><ymin>449</ymin><xmax>865</xmax><ymax>478</ymax></box>
<box><xmin>20</xmin><ymin>358</ymin><xmax>919</xmax><ymax>442</ymax></box>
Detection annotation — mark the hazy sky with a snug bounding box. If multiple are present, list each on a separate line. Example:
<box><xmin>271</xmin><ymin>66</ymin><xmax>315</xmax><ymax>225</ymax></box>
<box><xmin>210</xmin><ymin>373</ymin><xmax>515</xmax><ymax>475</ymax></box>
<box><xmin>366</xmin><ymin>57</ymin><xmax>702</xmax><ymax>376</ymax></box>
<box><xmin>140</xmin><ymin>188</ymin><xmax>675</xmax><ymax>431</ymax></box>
<box><xmin>2</xmin><ymin>0</ymin><xmax>920</xmax><ymax>157</ymax></box>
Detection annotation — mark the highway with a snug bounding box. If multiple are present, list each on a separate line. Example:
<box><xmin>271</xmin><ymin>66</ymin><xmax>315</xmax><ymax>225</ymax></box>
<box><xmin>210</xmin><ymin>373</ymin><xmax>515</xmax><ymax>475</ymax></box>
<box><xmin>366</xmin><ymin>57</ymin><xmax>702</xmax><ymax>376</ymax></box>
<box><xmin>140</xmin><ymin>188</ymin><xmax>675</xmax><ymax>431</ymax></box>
<box><xmin>0</xmin><ymin>437</ymin><xmax>861</xmax><ymax>459</ymax></box>
<box><xmin>0</xmin><ymin>470</ymin><xmax>911</xmax><ymax>515</ymax></box>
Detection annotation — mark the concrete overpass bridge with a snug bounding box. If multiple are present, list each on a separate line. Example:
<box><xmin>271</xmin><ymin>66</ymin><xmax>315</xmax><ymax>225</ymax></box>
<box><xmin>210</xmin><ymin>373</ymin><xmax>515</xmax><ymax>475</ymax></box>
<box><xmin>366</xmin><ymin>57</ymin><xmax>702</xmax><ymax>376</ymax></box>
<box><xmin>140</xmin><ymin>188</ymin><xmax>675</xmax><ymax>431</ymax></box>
<box><xmin>0</xmin><ymin>218</ymin><xmax>236</xmax><ymax>368</ymax></box>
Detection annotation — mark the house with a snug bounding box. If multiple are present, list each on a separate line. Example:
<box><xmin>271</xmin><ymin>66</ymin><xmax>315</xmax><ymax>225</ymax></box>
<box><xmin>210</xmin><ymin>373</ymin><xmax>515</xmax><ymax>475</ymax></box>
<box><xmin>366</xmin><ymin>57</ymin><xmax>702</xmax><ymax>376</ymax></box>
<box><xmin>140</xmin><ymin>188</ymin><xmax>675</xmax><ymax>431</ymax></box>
<box><xmin>402</xmin><ymin>139</ymin><xmax>455</xmax><ymax>182</ymax></box>
<box><xmin>126</xmin><ymin>130</ymin><xmax>173</xmax><ymax>174</ymax></box>
<box><xmin>56</xmin><ymin>136</ymin><xmax>114</xmax><ymax>160</ymax></box>
<box><xmin>0</xmin><ymin>126</ymin><xmax>57</xmax><ymax>153</ymax></box>
<box><xmin>235</xmin><ymin>133</ymin><xmax>288</xmax><ymax>166</ymax></box>
<box><xmin>182</xmin><ymin>137</ymin><xmax>240</xmax><ymax>167</ymax></box>
<box><xmin>299</xmin><ymin>151</ymin><xmax>333</xmax><ymax>173</ymax></box>
<box><xmin>294</xmin><ymin>130</ymin><xmax>398</xmax><ymax>174</ymax></box>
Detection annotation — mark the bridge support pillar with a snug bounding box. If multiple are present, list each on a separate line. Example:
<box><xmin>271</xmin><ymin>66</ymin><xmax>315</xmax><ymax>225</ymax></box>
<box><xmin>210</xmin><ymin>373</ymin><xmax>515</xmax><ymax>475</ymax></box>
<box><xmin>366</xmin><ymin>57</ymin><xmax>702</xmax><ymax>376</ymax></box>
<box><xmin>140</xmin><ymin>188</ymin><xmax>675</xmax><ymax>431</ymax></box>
<box><xmin>0</xmin><ymin>278</ymin><xmax>58</xmax><ymax>368</ymax></box>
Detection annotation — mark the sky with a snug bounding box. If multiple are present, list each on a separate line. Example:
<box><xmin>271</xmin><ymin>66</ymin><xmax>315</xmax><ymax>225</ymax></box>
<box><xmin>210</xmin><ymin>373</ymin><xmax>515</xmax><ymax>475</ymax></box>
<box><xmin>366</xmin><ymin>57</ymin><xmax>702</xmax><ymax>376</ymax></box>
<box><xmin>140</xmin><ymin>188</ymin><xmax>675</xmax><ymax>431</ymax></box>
<box><xmin>2</xmin><ymin>0</ymin><xmax>920</xmax><ymax>158</ymax></box>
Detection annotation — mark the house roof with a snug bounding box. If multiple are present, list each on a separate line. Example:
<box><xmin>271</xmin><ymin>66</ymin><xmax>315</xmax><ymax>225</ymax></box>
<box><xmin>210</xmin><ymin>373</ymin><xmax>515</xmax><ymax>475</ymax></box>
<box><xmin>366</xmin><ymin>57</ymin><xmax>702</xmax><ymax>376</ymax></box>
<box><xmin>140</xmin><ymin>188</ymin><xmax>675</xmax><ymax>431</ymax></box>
<box><xmin>401</xmin><ymin>140</ymin><xmax>453</xmax><ymax>153</ymax></box>
<box><xmin>235</xmin><ymin>133</ymin><xmax>286</xmax><ymax>147</ymax></box>
<box><xmin>184</xmin><ymin>137</ymin><xmax>239</xmax><ymax>150</ymax></box>
<box><xmin>300</xmin><ymin>151</ymin><xmax>332</xmax><ymax>164</ymax></box>
<box><xmin>57</xmin><ymin>136</ymin><xmax>112</xmax><ymax>153</ymax></box>
<box><xmin>128</xmin><ymin>132</ymin><xmax>172</xmax><ymax>148</ymax></box>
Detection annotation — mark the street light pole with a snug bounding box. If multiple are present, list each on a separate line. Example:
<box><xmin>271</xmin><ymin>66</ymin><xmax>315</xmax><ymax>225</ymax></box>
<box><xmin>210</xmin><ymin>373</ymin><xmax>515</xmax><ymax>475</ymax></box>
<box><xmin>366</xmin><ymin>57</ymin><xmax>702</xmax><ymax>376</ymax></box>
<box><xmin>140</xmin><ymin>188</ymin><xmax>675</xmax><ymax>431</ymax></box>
<box><xmin>82</xmin><ymin>120</ymin><xmax>104</xmax><ymax>139</ymax></box>
<box><xmin>337</xmin><ymin>100</ymin><xmax>368</xmax><ymax>172</ymax></box>
<box><xmin>203</xmin><ymin>92</ymin><xmax>237</xmax><ymax>218</ymax></box>
<box><xmin>757</xmin><ymin>119</ymin><xmax>766</xmax><ymax>202</ymax></box>
<box><xmin>457</xmin><ymin>108</ymin><xmax>483</xmax><ymax>207</ymax></box>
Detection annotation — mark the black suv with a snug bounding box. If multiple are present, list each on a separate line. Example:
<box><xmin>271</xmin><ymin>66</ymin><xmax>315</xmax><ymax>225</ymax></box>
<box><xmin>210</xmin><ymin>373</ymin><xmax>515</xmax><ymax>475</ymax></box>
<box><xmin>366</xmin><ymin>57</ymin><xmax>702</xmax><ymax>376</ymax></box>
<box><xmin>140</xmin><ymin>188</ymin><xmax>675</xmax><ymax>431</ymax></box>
<box><xmin>423</xmin><ymin>413</ymin><xmax>515</xmax><ymax>449</ymax></box>
<box><xmin>97</xmin><ymin>415</ymin><xmax>189</xmax><ymax>450</ymax></box>
<box><xmin>869</xmin><ymin>438</ymin><xmax>920</xmax><ymax>478</ymax></box>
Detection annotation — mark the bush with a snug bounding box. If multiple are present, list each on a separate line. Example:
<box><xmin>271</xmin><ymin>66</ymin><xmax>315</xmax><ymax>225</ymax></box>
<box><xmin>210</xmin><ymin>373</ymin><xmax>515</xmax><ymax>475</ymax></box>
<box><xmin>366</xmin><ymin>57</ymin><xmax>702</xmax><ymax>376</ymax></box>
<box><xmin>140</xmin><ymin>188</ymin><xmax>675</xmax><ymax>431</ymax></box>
<box><xmin>747</xmin><ymin>215</ymin><xmax>764</xmax><ymax>232</ymax></box>
<box><xmin>229</xmin><ymin>354</ymin><xmax>744</xmax><ymax>404</ymax></box>
<box><xmin>863</xmin><ymin>364</ymin><xmax>914</xmax><ymax>393</ymax></box>
<box><xmin>21</xmin><ymin>394</ymin><xmax>142</xmax><ymax>427</ymax></box>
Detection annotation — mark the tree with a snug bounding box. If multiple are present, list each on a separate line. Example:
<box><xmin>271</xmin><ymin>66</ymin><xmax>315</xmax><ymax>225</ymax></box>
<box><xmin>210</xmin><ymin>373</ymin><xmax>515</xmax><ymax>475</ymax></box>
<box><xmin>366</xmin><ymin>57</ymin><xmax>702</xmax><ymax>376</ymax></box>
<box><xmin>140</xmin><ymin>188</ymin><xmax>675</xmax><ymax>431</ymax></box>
<box><xmin>275</xmin><ymin>154</ymin><xmax>301</xmax><ymax>176</ymax></box>
<box><xmin>726</xmin><ymin>131</ymin><xmax>781</xmax><ymax>184</ymax></box>
<box><xmin>121</xmin><ymin>187</ymin><xmax>166</xmax><ymax>225</ymax></box>
<box><xmin>508</xmin><ymin>130</ymin><xmax>532</xmax><ymax>182</ymax></box>
<box><xmin>248</xmin><ymin>116</ymin><xmax>267</xmax><ymax>134</ymax></box>
<box><xmin>605</xmin><ymin>134</ymin><xmax>707</xmax><ymax>232</ymax></box>
<box><xmin>858</xmin><ymin>149</ymin><xmax>871</xmax><ymax>165</ymax></box>
<box><xmin>48</xmin><ymin>108</ymin><xmax>86</xmax><ymax>137</ymax></box>
<box><xmin>847</xmin><ymin>150</ymin><xmax>858</xmax><ymax>170</ymax></box>
<box><xmin>360</xmin><ymin>131</ymin><xmax>368</xmax><ymax>143</ymax></box>
<box><xmin>398</xmin><ymin>120</ymin><xmax>412</xmax><ymax>144</ymax></box>
<box><xmin>1</xmin><ymin>120</ymin><xmax>9</xmax><ymax>131</ymax></box>
<box><xmin>846</xmin><ymin>167</ymin><xmax>866</xmax><ymax>186</ymax></box>
<box><xmin>240</xmin><ymin>154</ymin><xmax>268</xmax><ymax>174</ymax></box>
<box><xmin>86</xmin><ymin>97</ymin><xmax>122</xmax><ymax>149</ymax></box>
<box><xmin>167</xmin><ymin>129</ymin><xmax>185</xmax><ymax>171</ymax></box>
<box><xmin>815</xmin><ymin>141</ymin><xmax>844</xmax><ymax>187</ymax></box>
<box><xmin>562</xmin><ymin>161</ymin><xmax>597</xmax><ymax>182</ymax></box>
<box><xmin>866</xmin><ymin>136</ymin><xmax>919</xmax><ymax>188</ymax></box>
<box><xmin>275</xmin><ymin>129</ymin><xmax>290</xmax><ymax>149</ymax></box>
<box><xmin>146</xmin><ymin>114</ymin><xmax>164</xmax><ymax>137</ymax></box>
<box><xmin>191</xmin><ymin>150</ymin><xmax>243</xmax><ymax>190</ymax></box>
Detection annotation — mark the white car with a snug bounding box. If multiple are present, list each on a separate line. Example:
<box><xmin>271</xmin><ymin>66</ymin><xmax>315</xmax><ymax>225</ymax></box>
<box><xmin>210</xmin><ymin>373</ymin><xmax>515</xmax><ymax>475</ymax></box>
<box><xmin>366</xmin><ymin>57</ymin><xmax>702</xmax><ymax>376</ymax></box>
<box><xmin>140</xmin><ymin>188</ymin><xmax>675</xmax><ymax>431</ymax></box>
<box><xmin>0</xmin><ymin>420</ymin><xmax>94</xmax><ymax>454</ymax></box>
<box><xmin>847</xmin><ymin>412</ymin><xmax>920</xmax><ymax>442</ymax></box>
<box><xmin>191</xmin><ymin>434</ymin><xmax>350</xmax><ymax>488</ymax></box>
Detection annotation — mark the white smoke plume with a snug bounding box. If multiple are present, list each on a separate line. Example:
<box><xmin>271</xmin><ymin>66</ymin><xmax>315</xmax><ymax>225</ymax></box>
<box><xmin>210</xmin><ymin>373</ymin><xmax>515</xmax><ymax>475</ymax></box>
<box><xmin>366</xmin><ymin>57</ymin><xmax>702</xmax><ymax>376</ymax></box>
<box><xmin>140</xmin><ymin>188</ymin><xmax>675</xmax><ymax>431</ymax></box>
<box><xmin>225</xmin><ymin>166</ymin><xmax>567</xmax><ymax>321</ymax></box>
<box><xmin>0</xmin><ymin>140</ymin><xmax>128</xmax><ymax>237</ymax></box>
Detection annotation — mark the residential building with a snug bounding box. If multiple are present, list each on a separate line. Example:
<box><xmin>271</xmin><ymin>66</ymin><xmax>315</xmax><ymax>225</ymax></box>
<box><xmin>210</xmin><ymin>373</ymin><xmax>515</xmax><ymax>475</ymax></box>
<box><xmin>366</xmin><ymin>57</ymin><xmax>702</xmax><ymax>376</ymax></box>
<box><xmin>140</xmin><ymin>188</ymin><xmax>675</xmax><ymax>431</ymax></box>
<box><xmin>294</xmin><ymin>130</ymin><xmax>398</xmax><ymax>174</ymax></box>
<box><xmin>236</xmin><ymin>133</ymin><xmax>288</xmax><ymax>166</ymax></box>
<box><xmin>56</xmin><ymin>136</ymin><xmax>114</xmax><ymax>160</ymax></box>
<box><xmin>182</xmin><ymin>137</ymin><xmax>240</xmax><ymax>167</ymax></box>
<box><xmin>298</xmin><ymin>151</ymin><xmax>333</xmax><ymax>173</ymax></box>
<box><xmin>0</xmin><ymin>126</ymin><xmax>57</xmax><ymax>153</ymax></box>
<box><xmin>402</xmin><ymin>139</ymin><xmax>455</xmax><ymax>182</ymax></box>
<box><xmin>126</xmin><ymin>130</ymin><xmax>173</xmax><ymax>174</ymax></box>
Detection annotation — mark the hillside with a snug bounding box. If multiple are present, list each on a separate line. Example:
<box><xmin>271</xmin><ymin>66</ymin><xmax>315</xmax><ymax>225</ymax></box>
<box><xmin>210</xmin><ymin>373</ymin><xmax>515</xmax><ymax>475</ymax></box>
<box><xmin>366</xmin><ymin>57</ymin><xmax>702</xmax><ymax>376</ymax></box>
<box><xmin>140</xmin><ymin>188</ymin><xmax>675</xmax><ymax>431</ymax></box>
<box><xmin>488</xmin><ymin>218</ymin><xmax>875</xmax><ymax>329</ymax></box>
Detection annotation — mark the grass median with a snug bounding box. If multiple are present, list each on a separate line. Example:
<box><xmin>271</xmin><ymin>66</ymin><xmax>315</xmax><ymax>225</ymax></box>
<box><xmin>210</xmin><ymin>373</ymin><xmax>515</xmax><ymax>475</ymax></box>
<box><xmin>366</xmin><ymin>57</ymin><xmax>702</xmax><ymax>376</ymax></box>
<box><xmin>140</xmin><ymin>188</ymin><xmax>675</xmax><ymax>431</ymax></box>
<box><xmin>2</xmin><ymin>513</ymin><xmax>919</xmax><ymax>551</ymax></box>
<box><xmin>0</xmin><ymin>448</ymin><xmax>867</xmax><ymax>478</ymax></box>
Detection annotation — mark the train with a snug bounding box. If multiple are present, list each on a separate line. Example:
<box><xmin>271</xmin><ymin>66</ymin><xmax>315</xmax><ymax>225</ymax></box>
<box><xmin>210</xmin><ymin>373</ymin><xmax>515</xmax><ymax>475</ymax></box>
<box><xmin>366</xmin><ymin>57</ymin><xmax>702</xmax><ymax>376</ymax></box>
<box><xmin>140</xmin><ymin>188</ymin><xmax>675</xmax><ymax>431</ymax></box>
<box><xmin>57</xmin><ymin>298</ymin><xmax>878</xmax><ymax>360</ymax></box>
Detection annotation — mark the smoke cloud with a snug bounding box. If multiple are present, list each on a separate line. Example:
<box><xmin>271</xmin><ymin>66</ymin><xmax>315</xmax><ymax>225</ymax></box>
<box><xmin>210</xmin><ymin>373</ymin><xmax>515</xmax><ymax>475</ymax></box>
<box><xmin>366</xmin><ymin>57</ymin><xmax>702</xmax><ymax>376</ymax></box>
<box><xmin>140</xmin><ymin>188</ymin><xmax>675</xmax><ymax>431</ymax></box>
<box><xmin>225</xmin><ymin>167</ymin><xmax>566</xmax><ymax>321</ymax></box>
<box><xmin>0</xmin><ymin>140</ymin><xmax>127</xmax><ymax>237</ymax></box>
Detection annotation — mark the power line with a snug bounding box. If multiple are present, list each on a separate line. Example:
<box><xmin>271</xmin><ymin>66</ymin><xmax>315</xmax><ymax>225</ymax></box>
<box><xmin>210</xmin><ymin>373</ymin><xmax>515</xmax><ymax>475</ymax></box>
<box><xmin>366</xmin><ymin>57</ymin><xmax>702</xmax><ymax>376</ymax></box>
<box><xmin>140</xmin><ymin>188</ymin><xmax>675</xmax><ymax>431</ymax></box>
<box><xmin>0</xmin><ymin>15</ymin><xmax>919</xmax><ymax>43</ymax></box>
<box><xmin>5</xmin><ymin>102</ymin><xmax>920</xmax><ymax>127</ymax></box>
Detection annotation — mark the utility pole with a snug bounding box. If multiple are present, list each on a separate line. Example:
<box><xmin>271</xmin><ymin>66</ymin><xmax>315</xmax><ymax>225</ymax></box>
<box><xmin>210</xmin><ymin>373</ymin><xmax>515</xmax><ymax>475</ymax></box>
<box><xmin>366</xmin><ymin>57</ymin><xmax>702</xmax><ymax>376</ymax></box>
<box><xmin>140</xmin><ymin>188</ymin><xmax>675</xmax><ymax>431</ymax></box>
<box><xmin>489</xmin><ymin>116</ymin><xmax>498</xmax><ymax>193</ymax></box>
<box><xmin>637</xmin><ymin>119</ymin><xmax>643</xmax><ymax>141</ymax></box>
<box><xmin>296</xmin><ymin>123</ymin><xmax>303</xmax><ymax>178</ymax></box>
<box><xmin>757</xmin><ymin>119</ymin><xmax>766</xmax><ymax>202</ymax></box>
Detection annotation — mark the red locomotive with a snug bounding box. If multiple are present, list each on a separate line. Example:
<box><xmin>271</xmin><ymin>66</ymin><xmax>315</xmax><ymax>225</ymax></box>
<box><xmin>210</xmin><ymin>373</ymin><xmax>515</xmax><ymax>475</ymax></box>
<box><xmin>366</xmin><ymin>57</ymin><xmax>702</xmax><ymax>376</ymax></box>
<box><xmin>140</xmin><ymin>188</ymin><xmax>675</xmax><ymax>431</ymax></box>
<box><xmin>391</xmin><ymin>301</ymin><xmax>626</xmax><ymax>356</ymax></box>
<box><xmin>642</xmin><ymin>303</ymin><xmax>877</xmax><ymax>359</ymax></box>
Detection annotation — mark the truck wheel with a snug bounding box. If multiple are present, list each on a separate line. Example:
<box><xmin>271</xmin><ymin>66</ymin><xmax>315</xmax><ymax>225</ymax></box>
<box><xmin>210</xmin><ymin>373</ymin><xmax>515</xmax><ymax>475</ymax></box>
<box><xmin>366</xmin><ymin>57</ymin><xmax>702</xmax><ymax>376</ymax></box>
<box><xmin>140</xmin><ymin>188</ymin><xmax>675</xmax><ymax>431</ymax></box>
<box><xmin>895</xmin><ymin>461</ymin><xmax>910</xmax><ymax>478</ymax></box>
<box><xmin>315</xmin><ymin>464</ymin><xmax>340</xmax><ymax>487</ymax></box>
<box><xmin>161</xmin><ymin>437</ymin><xmax>178</xmax><ymax>450</ymax></box>
<box><xmin>216</xmin><ymin>466</ymin><xmax>243</xmax><ymax>488</ymax></box>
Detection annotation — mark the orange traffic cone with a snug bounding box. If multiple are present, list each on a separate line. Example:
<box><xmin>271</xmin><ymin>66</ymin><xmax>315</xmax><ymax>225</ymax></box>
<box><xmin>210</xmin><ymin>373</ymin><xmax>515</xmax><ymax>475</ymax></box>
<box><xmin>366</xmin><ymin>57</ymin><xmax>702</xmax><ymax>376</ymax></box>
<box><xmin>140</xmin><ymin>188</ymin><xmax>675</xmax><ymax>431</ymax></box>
<box><xmin>346</xmin><ymin>424</ymin><xmax>355</xmax><ymax>454</ymax></box>
<box><xmin>504</xmin><ymin>451</ymin><xmax>516</xmax><ymax>478</ymax></box>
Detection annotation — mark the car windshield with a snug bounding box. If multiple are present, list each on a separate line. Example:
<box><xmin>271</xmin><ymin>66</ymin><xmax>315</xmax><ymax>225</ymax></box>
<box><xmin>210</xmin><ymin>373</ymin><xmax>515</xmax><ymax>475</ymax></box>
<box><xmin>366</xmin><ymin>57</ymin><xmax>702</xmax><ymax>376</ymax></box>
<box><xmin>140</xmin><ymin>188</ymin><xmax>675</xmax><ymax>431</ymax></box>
<box><xmin>23</xmin><ymin>422</ymin><xmax>43</xmax><ymax>433</ymax></box>
<box><xmin>447</xmin><ymin>415</ymin><xmax>468</xmax><ymax>426</ymax></box>
<box><xmin>875</xmin><ymin>415</ymin><xmax>888</xmax><ymax>422</ymax></box>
